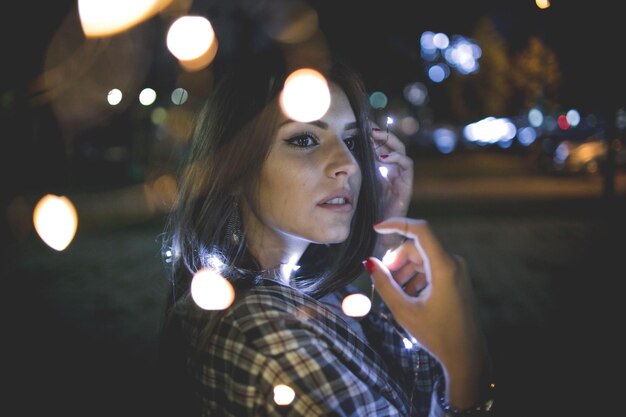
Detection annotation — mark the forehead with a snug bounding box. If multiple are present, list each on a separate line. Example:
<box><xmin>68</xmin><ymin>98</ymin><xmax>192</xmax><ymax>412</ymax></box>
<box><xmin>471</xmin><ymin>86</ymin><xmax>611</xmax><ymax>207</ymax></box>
<box><xmin>276</xmin><ymin>82</ymin><xmax>357</xmax><ymax>127</ymax></box>
<box><xmin>327</xmin><ymin>82</ymin><xmax>354</xmax><ymax>119</ymax></box>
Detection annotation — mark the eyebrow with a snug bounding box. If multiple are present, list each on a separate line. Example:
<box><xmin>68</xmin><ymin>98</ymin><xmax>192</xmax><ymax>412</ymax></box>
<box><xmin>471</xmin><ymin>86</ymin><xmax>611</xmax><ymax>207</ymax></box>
<box><xmin>279</xmin><ymin>119</ymin><xmax>358</xmax><ymax>131</ymax></box>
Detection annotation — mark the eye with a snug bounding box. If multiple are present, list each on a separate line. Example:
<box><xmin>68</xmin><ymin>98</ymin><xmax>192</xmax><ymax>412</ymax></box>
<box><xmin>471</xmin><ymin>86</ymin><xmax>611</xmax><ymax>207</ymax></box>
<box><xmin>343</xmin><ymin>135</ymin><xmax>357</xmax><ymax>151</ymax></box>
<box><xmin>285</xmin><ymin>132</ymin><xmax>319</xmax><ymax>148</ymax></box>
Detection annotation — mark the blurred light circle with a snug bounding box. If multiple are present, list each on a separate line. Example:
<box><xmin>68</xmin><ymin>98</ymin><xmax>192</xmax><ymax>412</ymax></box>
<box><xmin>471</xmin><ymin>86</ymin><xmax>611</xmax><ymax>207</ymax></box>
<box><xmin>273</xmin><ymin>384</ymin><xmax>295</xmax><ymax>405</ymax></box>
<box><xmin>151</xmin><ymin>107</ymin><xmax>167</xmax><ymax>125</ymax></box>
<box><xmin>78</xmin><ymin>0</ymin><xmax>171</xmax><ymax>37</ymax></box>
<box><xmin>107</xmin><ymin>88</ymin><xmax>123</xmax><ymax>105</ymax></box>
<box><xmin>428</xmin><ymin>64</ymin><xmax>448</xmax><ymax>83</ymax></box>
<box><xmin>528</xmin><ymin>108</ymin><xmax>544</xmax><ymax>127</ymax></box>
<box><xmin>536</xmin><ymin>0</ymin><xmax>551</xmax><ymax>10</ymax></box>
<box><xmin>280</xmin><ymin>68</ymin><xmax>330</xmax><ymax>122</ymax></box>
<box><xmin>517</xmin><ymin>126</ymin><xmax>537</xmax><ymax>146</ymax></box>
<box><xmin>33</xmin><ymin>194</ymin><xmax>78</xmax><ymax>251</ymax></box>
<box><xmin>171</xmin><ymin>88</ymin><xmax>189</xmax><ymax>105</ymax></box>
<box><xmin>369</xmin><ymin>91</ymin><xmax>388</xmax><ymax>109</ymax></box>
<box><xmin>341</xmin><ymin>293</ymin><xmax>371</xmax><ymax>317</ymax></box>
<box><xmin>403</xmin><ymin>82</ymin><xmax>428</xmax><ymax>106</ymax></box>
<box><xmin>566</xmin><ymin>109</ymin><xmax>580</xmax><ymax>127</ymax></box>
<box><xmin>190</xmin><ymin>269</ymin><xmax>235</xmax><ymax>310</ymax></box>
<box><xmin>400</xmin><ymin>116</ymin><xmax>419</xmax><ymax>136</ymax></box>
<box><xmin>432</xmin><ymin>32</ymin><xmax>450</xmax><ymax>49</ymax></box>
<box><xmin>167</xmin><ymin>16</ymin><xmax>215</xmax><ymax>61</ymax></box>
<box><xmin>139</xmin><ymin>88</ymin><xmax>157</xmax><ymax>105</ymax></box>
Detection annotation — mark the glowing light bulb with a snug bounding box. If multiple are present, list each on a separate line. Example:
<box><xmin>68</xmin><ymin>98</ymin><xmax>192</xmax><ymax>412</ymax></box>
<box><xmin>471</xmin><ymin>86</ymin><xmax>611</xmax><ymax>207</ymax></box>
<box><xmin>279</xmin><ymin>68</ymin><xmax>330</xmax><ymax>122</ymax></box>
<box><xmin>273</xmin><ymin>384</ymin><xmax>296</xmax><ymax>405</ymax></box>
<box><xmin>281</xmin><ymin>254</ymin><xmax>301</xmax><ymax>279</ymax></box>
<box><xmin>341</xmin><ymin>293</ymin><xmax>372</xmax><ymax>317</ymax></box>
<box><xmin>33</xmin><ymin>194</ymin><xmax>78</xmax><ymax>251</ymax></box>
<box><xmin>402</xmin><ymin>337</ymin><xmax>413</xmax><ymax>349</ymax></box>
<box><xmin>190</xmin><ymin>269</ymin><xmax>235</xmax><ymax>310</ymax></box>
<box><xmin>382</xmin><ymin>249</ymin><xmax>397</xmax><ymax>265</ymax></box>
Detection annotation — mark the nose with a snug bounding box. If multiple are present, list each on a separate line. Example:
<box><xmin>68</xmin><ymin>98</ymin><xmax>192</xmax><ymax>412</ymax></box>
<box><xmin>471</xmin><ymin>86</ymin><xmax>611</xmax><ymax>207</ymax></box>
<box><xmin>326</xmin><ymin>138</ymin><xmax>359</xmax><ymax>178</ymax></box>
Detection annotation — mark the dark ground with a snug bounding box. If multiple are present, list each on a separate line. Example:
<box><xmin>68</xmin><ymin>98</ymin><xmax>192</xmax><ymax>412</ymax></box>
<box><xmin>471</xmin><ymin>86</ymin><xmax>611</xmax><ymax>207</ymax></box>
<box><xmin>3</xmin><ymin>156</ymin><xmax>625</xmax><ymax>416</ymax></box>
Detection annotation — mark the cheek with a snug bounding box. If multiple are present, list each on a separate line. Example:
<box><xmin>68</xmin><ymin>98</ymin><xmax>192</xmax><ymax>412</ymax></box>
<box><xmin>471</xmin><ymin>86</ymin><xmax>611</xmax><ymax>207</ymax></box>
<box><xmin>352</xmin><ymin>168</ymin><xmax>363</xmax><ymax>195</ymax></box>
<box><xmin>259</xmin><ymin>164</ymin><xmax>314</xmax><ymax>216</ymax></box>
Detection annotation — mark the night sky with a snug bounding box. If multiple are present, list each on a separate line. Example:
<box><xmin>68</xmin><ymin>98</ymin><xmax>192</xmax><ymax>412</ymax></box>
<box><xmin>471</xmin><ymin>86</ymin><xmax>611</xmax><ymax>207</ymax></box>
<box><xmin>3</xmin><ymin>1</ymin><xmax>624</xmax><ymax>112</ymax></box>
<box><xmin>2</xmin><ymin>0</ymin><xmax>625</xmax><ymax>197</ymax></box>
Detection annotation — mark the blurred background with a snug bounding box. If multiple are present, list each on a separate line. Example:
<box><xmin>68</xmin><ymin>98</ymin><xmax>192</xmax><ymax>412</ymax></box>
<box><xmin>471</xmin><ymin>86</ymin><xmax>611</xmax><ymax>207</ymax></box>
<box><xmin>1</xmin><ymin>1</ymin><xmax>624</xmax><ymax>416</ymax></box>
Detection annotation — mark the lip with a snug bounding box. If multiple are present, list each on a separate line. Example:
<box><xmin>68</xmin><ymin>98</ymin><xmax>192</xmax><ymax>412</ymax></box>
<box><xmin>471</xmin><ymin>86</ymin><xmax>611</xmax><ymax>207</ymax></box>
<box><xmin>317</xmin><ymin>189</ymin><xmax>355</xmax><ymax>213</ymax></box>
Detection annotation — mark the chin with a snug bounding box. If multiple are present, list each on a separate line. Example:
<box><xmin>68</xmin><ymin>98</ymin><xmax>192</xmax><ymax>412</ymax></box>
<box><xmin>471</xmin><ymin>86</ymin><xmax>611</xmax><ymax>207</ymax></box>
<box><xmin>317</xmin><ymin>229</ymin><xmax>351</xmax><ymax>244</ymax></box>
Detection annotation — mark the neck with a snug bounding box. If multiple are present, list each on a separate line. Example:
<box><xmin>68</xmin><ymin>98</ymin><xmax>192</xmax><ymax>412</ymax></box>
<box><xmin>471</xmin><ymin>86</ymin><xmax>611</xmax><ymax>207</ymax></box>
<box><xmin>242</xmin><ymin>202</ymin><xmax>309</xmax><ymax>284</ymax></box>
<box><xmin>254</xmin><ymin>239</ymin><xmax>308</xmax><ymax>284</ymax></box>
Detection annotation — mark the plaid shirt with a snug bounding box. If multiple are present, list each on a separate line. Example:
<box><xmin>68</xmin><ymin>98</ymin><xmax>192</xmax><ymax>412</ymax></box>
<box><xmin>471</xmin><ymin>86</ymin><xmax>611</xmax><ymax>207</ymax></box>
<box><xmin>169</xmin><ymin>278</ymin><xmax>450</xmax><ymax>416</ymax></box>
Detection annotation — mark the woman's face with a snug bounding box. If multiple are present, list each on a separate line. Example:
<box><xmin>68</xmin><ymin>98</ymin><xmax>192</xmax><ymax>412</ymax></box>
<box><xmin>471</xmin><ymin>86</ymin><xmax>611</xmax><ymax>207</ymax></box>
<box><xmin>245</xmin><ymin>83</ymin><xmax>362</xmax><ymax>251</ymax></box>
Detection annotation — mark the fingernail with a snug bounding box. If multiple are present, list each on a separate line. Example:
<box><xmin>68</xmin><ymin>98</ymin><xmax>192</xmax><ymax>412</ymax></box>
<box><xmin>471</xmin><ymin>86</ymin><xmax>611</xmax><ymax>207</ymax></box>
<box><xmin>379</xmin><ymin>154</ymin><xmax>389</xmax><ymax>159</ymax></box>
<box><xmin>363</xmin><ymin>258</ymin><xmax>376</xmax><ymax>274</ymax></box>
<box><xmin>371</xmin><ymin>127</ymin><xmax>381</xmax><ymax>132</ymax></box>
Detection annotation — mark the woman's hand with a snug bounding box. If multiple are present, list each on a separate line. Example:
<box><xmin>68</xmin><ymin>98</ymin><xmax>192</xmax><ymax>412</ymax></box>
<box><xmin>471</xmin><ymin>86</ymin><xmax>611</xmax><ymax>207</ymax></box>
<box><xmin>371</xmin><ymin>125</ymin><xmax>413</xmax><ymax>220</ymax></box>
<box><xmin>365</xmin><ymin>217</ymin><xmax>492</xmax><ymax>410</ymax></box>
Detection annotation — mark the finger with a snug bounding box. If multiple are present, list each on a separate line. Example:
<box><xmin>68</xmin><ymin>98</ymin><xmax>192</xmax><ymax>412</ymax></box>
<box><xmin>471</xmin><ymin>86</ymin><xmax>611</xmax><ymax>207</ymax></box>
<box><xmin>380</xmin><ymin>131</ymin><xmax>406</xmax><ymax>154</ymax></box>
<box><xmin>379</xmin><ymin>152</ymin><xmax>413</xmax><ymax>173</ymax></box>
<box><xmin>374</xmin><ymin>217</ymin><xmax>421</xmax><ymax>238</ymax></box>
<box><xmin>394</xmin><ymin>262</ymin><xmax>423</xmax><ymax>287</ymax></box>
<box><xmin>374</xmin><ymin>218</ymin><xmax>445</xmax><ymax>259</ymax></box>
<box><xmin>403</xmin><ymin>273</ymin><xmax>429</xmax><ymax>297</ymax></box>
<box><xmin>382</xmin><ymin>240</ymin><xmax>423</xmax><ymax>270</ymax></box>
<box><xmin>370</xmin><ymin>127</ymin><xmax>405</xmax><ymax>152</ymax></box>
<box><xmin>381</xmin><ymin>244</ymin><xmax>408</xmax><ymax>269</ymax></box>
<box><xmin>364</xmin><ymin>257</ymin><xmax>411</xmax><ymax>307</ymax></box>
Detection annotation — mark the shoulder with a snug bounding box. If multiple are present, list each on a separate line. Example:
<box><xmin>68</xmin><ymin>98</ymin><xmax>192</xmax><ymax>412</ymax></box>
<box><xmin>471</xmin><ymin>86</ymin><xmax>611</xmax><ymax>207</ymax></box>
<box><xmin>176</xmin><ymin>280</ymin><xmax>338</xmax><ymax>355</ymax></box>
<box><xmin>227</xmin><ymin>282</ymin><xmax>335</xmax><ymax>354</ymax></box>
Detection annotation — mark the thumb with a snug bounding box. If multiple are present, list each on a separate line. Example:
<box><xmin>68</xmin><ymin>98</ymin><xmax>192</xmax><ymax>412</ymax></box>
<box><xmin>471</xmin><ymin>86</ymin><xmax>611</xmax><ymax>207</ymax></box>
<box><xmin>364</xmin><ymin>257</ymin><xmax>409</xmax><ymax>308</ymax></box>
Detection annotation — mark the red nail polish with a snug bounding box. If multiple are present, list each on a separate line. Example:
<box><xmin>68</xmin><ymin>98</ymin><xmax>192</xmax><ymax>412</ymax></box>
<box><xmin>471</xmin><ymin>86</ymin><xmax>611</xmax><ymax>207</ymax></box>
<box><xmin>379</xmin><ymin>154</ymin><xmax>389</xmax><ymax>159</ymax></box>
<box><xmin>363</xmin><ymin>258</ymin><xmax>376</xmax><ymax>274</ymax></box>
<box><xmin>371</xmin><ymin>127</ymin><xmax>381</xmax><ymax>132</ymax></box>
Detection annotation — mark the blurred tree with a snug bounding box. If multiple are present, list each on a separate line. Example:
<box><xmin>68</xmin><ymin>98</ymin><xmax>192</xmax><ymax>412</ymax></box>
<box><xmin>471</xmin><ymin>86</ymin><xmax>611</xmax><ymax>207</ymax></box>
<box><xmin>445</xmin><ymin>17</ymin><xmax>513</xmax><ymax>123</ymax></box>
<box><xmin>442</xmin><ymin>19</ymin><xmax>563</xmax><ymax>124</ymax></box>
<box><xmin>510</xmin><ymin>36</ymin><xmax>562</xmax><ymax>114</ymax></box>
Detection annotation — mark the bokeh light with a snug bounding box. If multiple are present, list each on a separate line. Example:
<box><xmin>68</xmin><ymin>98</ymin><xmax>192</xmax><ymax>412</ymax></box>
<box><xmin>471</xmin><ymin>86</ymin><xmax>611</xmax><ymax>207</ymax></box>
<box><xmin>167</xmin><ymin>16</ymin><xmax>216</xmax><ymax>61</ymax></box>
<box><xmin>171</xmin><ymin>88</ymin><xmax>189</xmax><ymax>105</ymax></box>
<box><xmin>107</xmin><ymin>88</ymin><xmax>123</xmax><ymax>106</ymax></box>
<box><xmin>33</xmin><ymin>194</ymin><xmax>78</xmax><ymax>251</ymax></box>
<box><xmin>341</xmin><ymin>293</ymin><xmax>371</xmax><ymax>317</ymax></box>
<box><xmin>403</xmin><ymin>82</ymin><xmax>428</xmax><ymax>106</ymax></box>
<box><xmin>273</xmin><ymin>384</ymin><xmax>296</xmax><ymax>405</ymax></box>
<box><xmin>535</xmin><ymin>0</ymin><xmax>551</xmax><ymax>10</ymax></box>
<box><xmin>190</xmin><ymin>269</ymin><xmax>235</xmax><ymax>310</ymax></box>
<box><xmin>139</xmin><ymin>88</ymin><xmax>157</xmax><ymax>106</ymax></box>
<box><xmin>78</xmin><ymin>0</ymin><xmax>172</xmax><ymax>37</ymax></box>
<box><xmin>566</xmin><ymin>109</ymin><xmax>580</xmax><ymax>127</ymax></box>
<box><xmin>369</xmin><ymin>91</ymin><xmax>388</xmax><ymax>109</ymax></box>
<box><xmin>279</xmin><ymin>68</ymin><xmax>331</xmax><ymax>122</ymax></box>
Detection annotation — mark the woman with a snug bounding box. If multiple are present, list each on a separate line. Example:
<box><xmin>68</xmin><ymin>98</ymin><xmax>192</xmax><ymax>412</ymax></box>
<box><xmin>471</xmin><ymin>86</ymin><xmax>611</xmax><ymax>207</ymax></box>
<box><xmin>158</xmin><ymin>51</ymin><xmax>494</xmax><ymax>416</ymax></box>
